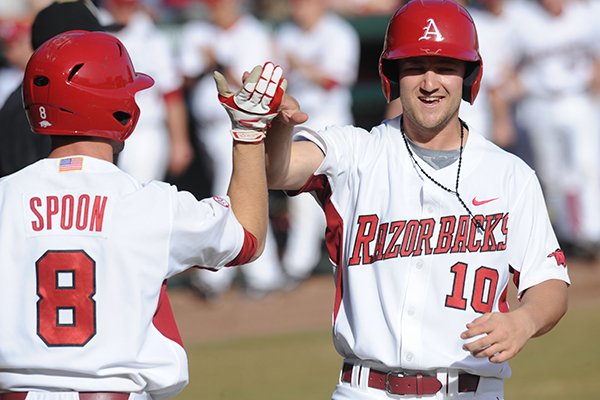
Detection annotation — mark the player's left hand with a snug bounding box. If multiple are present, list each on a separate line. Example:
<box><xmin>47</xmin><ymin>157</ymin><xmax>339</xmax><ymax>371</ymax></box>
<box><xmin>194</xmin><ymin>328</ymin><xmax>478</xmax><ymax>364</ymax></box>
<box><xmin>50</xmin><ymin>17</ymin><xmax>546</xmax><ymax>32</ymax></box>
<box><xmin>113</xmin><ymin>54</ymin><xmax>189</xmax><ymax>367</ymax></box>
<box><xmin>214</xmin><ymin>61</ymin><xmax>287</xmax><ymax>143</ymax></box>
<box><xmin>460</xmin><ymin>310</ymin><xmax>537</xmax><ymax>363</ymax></box>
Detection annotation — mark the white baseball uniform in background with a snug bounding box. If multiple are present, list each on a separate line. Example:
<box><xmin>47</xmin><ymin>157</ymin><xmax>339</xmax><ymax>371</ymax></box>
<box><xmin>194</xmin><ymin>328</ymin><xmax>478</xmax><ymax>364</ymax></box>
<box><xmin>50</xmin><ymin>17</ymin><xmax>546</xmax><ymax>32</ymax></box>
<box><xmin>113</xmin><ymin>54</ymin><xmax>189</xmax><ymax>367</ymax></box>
<box><xmin>509</xmin><ymin>0</ymin><xmax>600</xmax><ymax>249</ymax></box>
<box><xmin>101</xmin><ymin>10</ymin><xmax>184</xmax><ymax>183</ymax></box>
<box><xmin>590</xmin><ymin>0</ymin><xmax>600</xmax><ymax>136</ymax></box>
<box><xmin>291</xmin><ymin>118</ymin><xmax>570</xmax><ymax>399</ymax></box>
<box><xmin>0</xmin><ymin>156</ymin><xmax>252</xmax><ymax>398</ymax></box>
<box><xmin>275</xmin><ymin>10</ymin><xmax>360</xmax><ymax>280</ymax></box>
<box><xmin>0</xmin><ymin>66</ymin><xmax>22</xmax><ymax>108</ymax></box>
<box><xmin>179</xmin><ymin>14</ymin><xmax>286</xmax><ymax>297</ymax></box>
<box><xmin>460</xmin><ymin>1</ymin><xmax>517</xmax><ymax>139</ymax></box>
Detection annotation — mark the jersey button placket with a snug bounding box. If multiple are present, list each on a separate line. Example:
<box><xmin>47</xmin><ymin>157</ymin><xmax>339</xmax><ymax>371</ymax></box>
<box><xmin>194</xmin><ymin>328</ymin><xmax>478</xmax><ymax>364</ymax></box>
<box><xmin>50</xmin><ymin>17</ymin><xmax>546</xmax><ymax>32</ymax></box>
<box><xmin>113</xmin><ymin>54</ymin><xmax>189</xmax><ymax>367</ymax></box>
<box><xmin>399</xmin><ymin>257</ymin><xmax>428</xmax><ymax>368</ymax></box>
<box><xmin>421</xmin><ymin>181</ymin><xmax>439</xmax><ymax>220</ymax></box>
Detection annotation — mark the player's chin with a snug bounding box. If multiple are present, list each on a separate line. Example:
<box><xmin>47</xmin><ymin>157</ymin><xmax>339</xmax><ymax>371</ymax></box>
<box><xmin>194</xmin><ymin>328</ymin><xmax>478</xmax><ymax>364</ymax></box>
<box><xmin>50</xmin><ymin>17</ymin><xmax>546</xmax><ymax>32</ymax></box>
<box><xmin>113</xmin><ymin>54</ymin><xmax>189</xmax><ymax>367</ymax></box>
<box><xmin>416</xmin><ymin>112</ymin><xmax>453</xmax><ymax>131</ymax></box>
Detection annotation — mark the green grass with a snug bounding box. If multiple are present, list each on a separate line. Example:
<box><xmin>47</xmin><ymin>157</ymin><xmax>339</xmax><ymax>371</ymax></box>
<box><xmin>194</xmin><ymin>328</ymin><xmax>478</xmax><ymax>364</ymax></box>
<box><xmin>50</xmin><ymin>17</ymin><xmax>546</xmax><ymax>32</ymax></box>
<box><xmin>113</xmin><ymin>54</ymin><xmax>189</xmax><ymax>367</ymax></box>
<box><xmin>177</xmin><ymin>330</ymin><xmax>339</xmax><ymax>400</ymax></box>
<box><xmin>175</xmin><ymin>306</ymin><xmax>600</xmax><ymax>400</ymax></box>
<box><xmin>506</xmin><ymin>305</ymin><xmax>600</xmax><ymax>399</ymax></box>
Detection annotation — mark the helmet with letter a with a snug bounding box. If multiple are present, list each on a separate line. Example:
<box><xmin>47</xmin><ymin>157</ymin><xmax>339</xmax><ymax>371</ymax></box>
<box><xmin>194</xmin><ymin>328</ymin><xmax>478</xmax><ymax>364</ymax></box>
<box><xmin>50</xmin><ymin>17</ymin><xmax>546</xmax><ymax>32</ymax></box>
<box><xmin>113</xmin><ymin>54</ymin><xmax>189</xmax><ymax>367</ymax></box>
<box><xmin>22</xmin><ymin>30</ymin><xmax>154</xmax><ymax>142</ymax></box>
<box><xmin>379</xmin><ymin>0</ymin><xmax>483</xmax><ymax>104</ymax></box>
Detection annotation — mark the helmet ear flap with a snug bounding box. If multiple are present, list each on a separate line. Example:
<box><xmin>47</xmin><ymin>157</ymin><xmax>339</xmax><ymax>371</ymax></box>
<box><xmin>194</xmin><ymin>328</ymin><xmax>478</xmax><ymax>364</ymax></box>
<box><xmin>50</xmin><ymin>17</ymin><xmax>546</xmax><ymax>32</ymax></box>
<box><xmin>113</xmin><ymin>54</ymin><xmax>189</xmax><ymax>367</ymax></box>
<box><xmin>379</xmin><ymin>58</ymin><xmax>399</xmax><ymax>104</ymax></box>
<box><xmin>462</xmin><ymin>61</ymin><xmax>482</xmax><ymax>104</ymax></box>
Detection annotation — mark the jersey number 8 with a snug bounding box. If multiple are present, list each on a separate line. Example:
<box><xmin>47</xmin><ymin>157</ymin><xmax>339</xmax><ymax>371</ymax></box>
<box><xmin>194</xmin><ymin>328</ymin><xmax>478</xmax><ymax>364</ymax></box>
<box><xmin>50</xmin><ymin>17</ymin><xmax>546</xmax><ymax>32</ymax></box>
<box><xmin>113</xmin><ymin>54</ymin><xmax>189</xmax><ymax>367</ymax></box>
<box><xmin>36</xmin><ymin>250</ymin><xmax>96</xmax><ymax>346</ymax></box>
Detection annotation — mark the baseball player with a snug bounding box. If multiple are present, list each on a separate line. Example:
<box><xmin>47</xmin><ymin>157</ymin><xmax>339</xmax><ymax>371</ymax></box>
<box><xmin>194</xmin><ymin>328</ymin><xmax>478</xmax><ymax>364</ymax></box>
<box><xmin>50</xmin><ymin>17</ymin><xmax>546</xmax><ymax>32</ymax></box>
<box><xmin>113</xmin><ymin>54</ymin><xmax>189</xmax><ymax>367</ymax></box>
<box><xmin>179</xmin><ymin>0</ymin><xmax>288</xmax><ymax>298</ymax></box>
<box><xmin>265</xmin><ymin>1</ymin><xmax>570</xmax><ymax>399</ymax></box>
<box><xmin>459</xmin><ymin>0</ymin><xmax>518</xmax><ymax>148</ymax></box>
<box><xmin>100</xmin><ymin>0</ymin><xmax>193</xmax><ymax>183</ymax></box>
<box><xmin>508</xmin><ymin>0</ymin><xmax>600</xmax><ymax>257</ymax></box>
<box><xmin>0</xmin><ymin>20</ymin><xmax>30</xmax><ymax>108</ymax></box>
<box><xmin>275</xmin><ymin>0</ymin><xmax>360</xmax><ymax>283</ymax></box>
<box><xmin>0</xmin><ymin>31</ymin><xmax>283</xmax><ymax>399</ymax></box>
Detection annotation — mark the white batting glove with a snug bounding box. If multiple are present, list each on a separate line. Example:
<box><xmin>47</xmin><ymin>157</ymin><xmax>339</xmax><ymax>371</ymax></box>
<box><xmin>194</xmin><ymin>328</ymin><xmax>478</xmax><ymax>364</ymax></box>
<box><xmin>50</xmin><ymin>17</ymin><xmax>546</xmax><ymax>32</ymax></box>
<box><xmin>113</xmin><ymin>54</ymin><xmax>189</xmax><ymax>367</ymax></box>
<box><xmin>213</xmin><ymin>62</ymin><xmax>287</xmax><ymax>143</ymax></box>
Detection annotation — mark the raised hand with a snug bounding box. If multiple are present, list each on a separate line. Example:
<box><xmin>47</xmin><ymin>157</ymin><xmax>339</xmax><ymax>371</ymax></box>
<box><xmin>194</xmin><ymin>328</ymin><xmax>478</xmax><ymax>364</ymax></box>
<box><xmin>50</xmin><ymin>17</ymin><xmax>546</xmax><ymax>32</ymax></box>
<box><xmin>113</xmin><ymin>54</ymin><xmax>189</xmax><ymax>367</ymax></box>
<box><xmin>214</xmin><ymin>62</ymin><xmax>287</xmax><ymax>143</ymax></box>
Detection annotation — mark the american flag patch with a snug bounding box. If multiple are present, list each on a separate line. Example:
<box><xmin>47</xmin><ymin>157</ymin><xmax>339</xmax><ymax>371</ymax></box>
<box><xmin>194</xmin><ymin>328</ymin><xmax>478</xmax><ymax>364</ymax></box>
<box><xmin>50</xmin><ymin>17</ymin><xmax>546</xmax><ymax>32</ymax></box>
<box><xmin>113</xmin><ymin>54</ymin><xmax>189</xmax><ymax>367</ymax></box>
<box><xmin>59</xmin><ymin>157</ymin><xmax>83</xmax><ymax>172</ymax></box>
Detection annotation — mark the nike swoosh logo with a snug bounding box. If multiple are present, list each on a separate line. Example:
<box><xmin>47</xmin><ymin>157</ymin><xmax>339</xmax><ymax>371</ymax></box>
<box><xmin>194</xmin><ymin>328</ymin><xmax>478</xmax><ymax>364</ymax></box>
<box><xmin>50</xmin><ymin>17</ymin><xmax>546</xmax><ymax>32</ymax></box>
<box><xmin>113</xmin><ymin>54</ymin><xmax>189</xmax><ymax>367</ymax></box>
<box><xmin>472</xmin><ymin>197</ymin><xmax>499</xmax><ymax>206</ymax></box>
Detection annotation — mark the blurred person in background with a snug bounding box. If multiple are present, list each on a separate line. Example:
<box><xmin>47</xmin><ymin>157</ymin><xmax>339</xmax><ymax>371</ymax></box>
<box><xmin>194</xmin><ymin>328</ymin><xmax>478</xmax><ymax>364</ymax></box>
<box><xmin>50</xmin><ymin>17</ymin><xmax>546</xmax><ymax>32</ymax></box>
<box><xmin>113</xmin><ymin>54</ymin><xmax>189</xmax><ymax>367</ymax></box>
<box><xmin>0</xmin><ymin>21</ymin><xmax>30</xmax><ymax>107</ymax></box>
<box><xmin>100</xmin><ymin>0</ymin><xmax>194</xmax><ymax>183</ymax></box>
<box><xmin>0</xmin><ymin>0</ymin><xmax>108</xmax><ymax>177</ymax></box>
<box><xmin>329</xmin><ymin>0</ymin><xmax>401</xmax><ymax>15</ymax></box>
<box><xmin>0</xmin><ymin>1</ymin><xmax>30</xmax><ymax>24</ymax></box>
<box><xmin>275</xmin><ymin>0</ymin><xmax>360</xmax><ymax>284</ymax></box>
<box><xmin>178</xmin><ymin>0</ymin><xmax>288</xmax><ymax>299</ymax></box>
<box><xmin>508</xmin><ymin>0</ymin><xmax>600</xmax><ymax>259</ymax></box>
<box><xmin>460</xmin><ymin>0</ymin><xmax>519</xmax><ymax>151</ymax></box>
<box><xmin>30</xmin><ymin>0</ymin><xmax>57</xmax><ymax>14</ymax></box>
<box><xmin>590</xmin><ymin>0</ymin><xmax>600</xmax><ymax>136</ymax></box>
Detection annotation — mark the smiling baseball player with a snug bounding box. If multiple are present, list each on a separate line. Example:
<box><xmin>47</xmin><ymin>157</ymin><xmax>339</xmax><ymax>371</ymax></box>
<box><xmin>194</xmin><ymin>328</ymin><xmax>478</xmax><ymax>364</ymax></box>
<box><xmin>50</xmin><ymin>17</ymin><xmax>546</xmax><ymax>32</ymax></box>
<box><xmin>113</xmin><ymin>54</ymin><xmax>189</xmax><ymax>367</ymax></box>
<box><xmin>264</xmin><ymin>0</ymin><xmax>570</xmax><ymax>399</ymax></box>
<box><xmin>0</xmin><ymin>31</ymin><xmax>284</xmax><ymax>399</ymax></box>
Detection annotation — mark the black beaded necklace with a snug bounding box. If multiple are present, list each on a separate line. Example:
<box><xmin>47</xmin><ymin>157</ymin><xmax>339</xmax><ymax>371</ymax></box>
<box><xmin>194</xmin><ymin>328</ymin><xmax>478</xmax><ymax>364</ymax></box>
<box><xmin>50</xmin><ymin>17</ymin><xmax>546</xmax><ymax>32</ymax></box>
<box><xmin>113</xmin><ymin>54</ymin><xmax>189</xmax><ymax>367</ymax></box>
<box><xmin>400</xmin><ymin>116</ymin><xmax>483</xmax><ymax>231</ymax></box>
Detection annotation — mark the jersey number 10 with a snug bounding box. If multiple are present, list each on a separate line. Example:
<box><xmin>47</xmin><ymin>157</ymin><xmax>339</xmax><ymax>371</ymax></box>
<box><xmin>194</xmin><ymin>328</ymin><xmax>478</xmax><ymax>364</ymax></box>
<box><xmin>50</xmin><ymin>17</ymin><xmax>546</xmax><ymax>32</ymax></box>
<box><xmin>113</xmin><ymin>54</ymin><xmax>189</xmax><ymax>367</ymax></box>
<box><xmin>445</xmin><ymin>262</ymin><xmax>500</xmax><ymax>314</ymax></box>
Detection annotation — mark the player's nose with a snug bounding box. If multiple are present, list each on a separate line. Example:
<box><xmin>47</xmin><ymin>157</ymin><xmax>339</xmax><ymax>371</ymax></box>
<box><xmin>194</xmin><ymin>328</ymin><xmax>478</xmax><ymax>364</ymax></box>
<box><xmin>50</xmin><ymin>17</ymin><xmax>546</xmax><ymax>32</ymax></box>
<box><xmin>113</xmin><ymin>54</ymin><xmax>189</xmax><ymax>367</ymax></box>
<box><xmin>419</xmin><ymin>70</ymin><xmax>440</xmax><ymax>93</ymax></box>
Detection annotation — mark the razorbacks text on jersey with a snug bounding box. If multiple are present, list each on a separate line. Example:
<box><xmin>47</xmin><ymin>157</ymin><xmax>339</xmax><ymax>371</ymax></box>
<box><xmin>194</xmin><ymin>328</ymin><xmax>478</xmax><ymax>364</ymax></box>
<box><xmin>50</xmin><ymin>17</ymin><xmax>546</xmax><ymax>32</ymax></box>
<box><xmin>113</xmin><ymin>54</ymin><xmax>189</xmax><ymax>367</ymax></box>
<box><xmin>292</xmin><ymin>117</ymin><xmax>570</xmax><ymax>377</ymax></box>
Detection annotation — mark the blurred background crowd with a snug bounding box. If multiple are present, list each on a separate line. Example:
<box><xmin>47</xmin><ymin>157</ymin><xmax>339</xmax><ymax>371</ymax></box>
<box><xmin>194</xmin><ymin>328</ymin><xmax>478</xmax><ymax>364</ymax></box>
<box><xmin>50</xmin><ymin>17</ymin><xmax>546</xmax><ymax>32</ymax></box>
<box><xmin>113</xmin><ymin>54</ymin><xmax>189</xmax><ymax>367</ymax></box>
<box><xmin>1</xmin><ymin>0</ymin><xmax>600</xmax><ymax>300</ymax></box>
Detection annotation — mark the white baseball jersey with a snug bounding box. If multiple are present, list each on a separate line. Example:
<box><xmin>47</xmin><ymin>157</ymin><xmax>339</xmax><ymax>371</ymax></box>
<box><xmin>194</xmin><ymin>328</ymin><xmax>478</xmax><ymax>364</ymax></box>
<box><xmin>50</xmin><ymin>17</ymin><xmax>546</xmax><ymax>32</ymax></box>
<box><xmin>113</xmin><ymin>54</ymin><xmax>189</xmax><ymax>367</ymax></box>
<box><xmin>275</xmin><ymin>12</ymin><xmax>360</xmax><ymax>280</ymax></box>
<box><xmin>179</xmin><ymin>15</ymin><xmax>274</xmax><ymax>128</ymax></box>
<box><xmin>293</xmin><ymin>118</ymin><xmax>570</xmax><ymax>378</ymax></box>
<box><xmin>509</xmin><ymin>0</ymin><xmax>600</xmax><ymax>244</ymax></box>
<box><xmin>101</xmin><ymin>10</ymin><xmax>184</xmax><ymax>182</ymax></box>
<box><xmin>178</xmin><ymin>15</ymin><xmax>287</xmax><ymax>294</ymax></box>
<box><xmin>509</xmin><ymin>0</ymin><xmax>597</xmax><ymax>97</ymax></box>
<box><xmin>0</xmin><ymin>156</ymin><xmax>251</xmax><ymax>397</ymax></box>
<box><xmin>0</xmin><ymin>66</ymin><xmax>22</xmax><ymax>108</ymax></box>
<box><xmin>460</xmin><ymin>4</ymin><xmax>517</xmax><ymax>138</ymax></box>
<box><xmin>276</xmin><ymin>12</ymin><xmax>360</xmax><ymax>130</ymax></box>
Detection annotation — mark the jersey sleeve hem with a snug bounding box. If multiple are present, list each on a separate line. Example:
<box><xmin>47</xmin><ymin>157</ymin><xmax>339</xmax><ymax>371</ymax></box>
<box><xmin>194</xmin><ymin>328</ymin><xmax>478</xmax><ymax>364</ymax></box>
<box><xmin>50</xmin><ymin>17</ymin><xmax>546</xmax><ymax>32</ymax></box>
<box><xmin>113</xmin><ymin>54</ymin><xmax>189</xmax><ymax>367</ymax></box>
<box><xmin>516</xmin><ymin>273</ymin><xmax>571</xmax><ymax>299</ymax></box>
<box><xmin>224</xmin><ymin>227</ymin><xmax>258</xmax><ymax>266</ymax></box>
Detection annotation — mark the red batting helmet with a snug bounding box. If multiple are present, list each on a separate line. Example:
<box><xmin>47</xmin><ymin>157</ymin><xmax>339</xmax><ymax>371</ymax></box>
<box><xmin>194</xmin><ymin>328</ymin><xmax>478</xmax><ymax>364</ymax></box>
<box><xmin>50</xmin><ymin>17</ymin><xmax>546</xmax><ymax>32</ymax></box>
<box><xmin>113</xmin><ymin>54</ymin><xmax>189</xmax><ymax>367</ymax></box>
<box><xmin>23</xmin><ymin>30</ymin><xmax>154</xmax><ymax>142</ymax></box>
<box><xmin>379</xmin><ymin>0</ymin><xmax>483</xmax><ymax>104</ymax></box>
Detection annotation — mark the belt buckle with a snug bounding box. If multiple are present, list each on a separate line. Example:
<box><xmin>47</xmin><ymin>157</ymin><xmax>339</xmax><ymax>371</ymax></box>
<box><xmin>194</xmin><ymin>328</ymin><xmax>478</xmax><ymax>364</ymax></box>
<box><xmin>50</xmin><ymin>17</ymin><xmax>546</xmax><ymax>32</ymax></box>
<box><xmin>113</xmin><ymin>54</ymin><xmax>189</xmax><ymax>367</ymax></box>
<box><xmin>385</xmin><ymin>370</ymin><xmax>404</xmax><ymax>394</ymax></box>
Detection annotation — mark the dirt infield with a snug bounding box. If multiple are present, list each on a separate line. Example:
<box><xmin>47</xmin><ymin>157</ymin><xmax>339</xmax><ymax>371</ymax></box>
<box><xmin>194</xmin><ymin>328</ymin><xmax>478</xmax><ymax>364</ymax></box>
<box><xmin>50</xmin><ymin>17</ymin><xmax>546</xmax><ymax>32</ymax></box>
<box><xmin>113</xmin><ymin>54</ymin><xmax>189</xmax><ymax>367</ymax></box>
<box><xmin>169</xmin><ymin>258</ymin><xmax>600</xmax><ymax>345</ymax></box>
<box><xmin>169</xmin><ymin>273</ymin><xmax>335</xmax><ymax>344</ymax></box>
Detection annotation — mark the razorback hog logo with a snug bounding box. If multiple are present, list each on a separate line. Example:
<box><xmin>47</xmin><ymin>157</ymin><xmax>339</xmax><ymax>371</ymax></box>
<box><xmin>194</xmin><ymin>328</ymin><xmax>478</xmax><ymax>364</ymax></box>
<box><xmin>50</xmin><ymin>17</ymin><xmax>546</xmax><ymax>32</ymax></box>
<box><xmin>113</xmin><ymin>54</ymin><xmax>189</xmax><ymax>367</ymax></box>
<box><xmin>419</xmin><ymin>18</ymin><xmax>444</xmax><ymax>42</ymax></box>
<box><xmin>547</xmin><ymin>249</ymin><xmax>566</xmax><ymax>267</ymax></box>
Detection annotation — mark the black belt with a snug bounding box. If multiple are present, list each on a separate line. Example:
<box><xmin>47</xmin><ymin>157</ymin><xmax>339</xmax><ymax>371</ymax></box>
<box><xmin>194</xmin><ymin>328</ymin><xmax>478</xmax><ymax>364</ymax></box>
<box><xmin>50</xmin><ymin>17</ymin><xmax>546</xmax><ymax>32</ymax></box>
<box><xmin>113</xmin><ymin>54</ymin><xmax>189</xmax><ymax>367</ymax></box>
<box><xmin>0</xmin><ymin>394</ymin><xmax>130</xmax><ymax>400</ymax></box>
<box><xmin>341</xmin><ymin>362</ymin><xmax>480</xmax><ymax>396</ymax></box>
